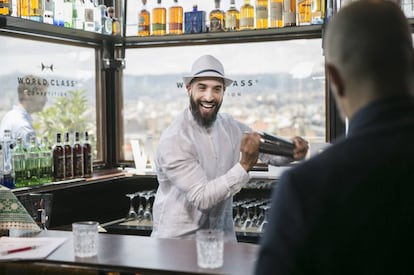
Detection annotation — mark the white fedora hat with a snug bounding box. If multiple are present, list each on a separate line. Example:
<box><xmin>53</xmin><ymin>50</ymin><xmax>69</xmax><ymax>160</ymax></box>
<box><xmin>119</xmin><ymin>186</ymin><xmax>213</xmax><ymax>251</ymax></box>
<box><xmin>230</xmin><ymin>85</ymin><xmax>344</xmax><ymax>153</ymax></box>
<box><xmin>183</xmin><ymin>55</ymin><xmax>233</xmax><ymax>87</ymax></box>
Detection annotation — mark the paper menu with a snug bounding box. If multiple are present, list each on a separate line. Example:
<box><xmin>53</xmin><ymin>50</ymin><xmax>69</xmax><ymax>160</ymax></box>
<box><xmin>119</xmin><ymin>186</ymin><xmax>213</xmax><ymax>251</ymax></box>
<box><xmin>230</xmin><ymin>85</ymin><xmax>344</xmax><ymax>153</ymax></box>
<box><xmin>0</xmin><ymin>237</ymin><xmax>67</xmax><ymax>260</ymax></box>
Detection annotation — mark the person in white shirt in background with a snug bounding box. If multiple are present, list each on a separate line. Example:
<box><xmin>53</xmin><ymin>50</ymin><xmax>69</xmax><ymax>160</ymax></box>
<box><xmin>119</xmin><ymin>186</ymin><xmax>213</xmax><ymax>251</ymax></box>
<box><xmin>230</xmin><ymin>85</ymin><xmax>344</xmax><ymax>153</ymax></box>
<box><xmin>151</xmin><ymin>54</ymin><xmax>309</xmax><ymax>242</ymax></box>
<box><xmin>0</xmin><ymin>75</ymin><xmax>48</xmax><ymax>147</ymax></box>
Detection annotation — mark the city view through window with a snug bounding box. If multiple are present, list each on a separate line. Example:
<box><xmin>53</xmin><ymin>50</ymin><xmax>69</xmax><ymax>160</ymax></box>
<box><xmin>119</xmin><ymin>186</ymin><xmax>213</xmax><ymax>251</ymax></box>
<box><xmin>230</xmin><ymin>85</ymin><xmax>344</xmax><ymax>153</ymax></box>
<box><xmin>121</xmin><ymin>39</ymin><xmax>326</xmax><ymax>162</ymax></box>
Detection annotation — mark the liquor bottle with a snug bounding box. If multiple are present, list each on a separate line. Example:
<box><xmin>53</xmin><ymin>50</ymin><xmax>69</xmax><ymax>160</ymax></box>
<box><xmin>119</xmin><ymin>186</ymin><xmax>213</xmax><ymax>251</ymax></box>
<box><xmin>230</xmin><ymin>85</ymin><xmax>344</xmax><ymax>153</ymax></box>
<box><xmin>168</xmin><ymin>0</ymin><xmax>183</xmax><ymax>35</ymax></box>
<box><xmin>225</xmin><ymin>0</ymin><xmax>239</xmax><ymax>31</ymax></box>
<box><xmin>52</xmin><ymin>133</ymin><xmax>65</xmax><ymax>181</ymax></box>
<box><xmin>73</xmin><ymin>0</ymin><xmax>86</xmax><ymax>30</ymax></box>
<box><xmin>83</xmin><ymin>131</ymin><xmax>93</xmax><ymax>177</ymax></box>
<box><xmin>37</xmin><ymin>208</ymin><xmax>47</xmax><ymax>230</ymax></box>
<box><xmin>240</xmin><ymin>0</ymin><xmax>254</xmax><ymax>30</ymax></box>
<box><xmin>11</xmin><ymin>0</ymin><xmax>16</xmax><ymax>16</ymax></box>
<box><xmin>53</xmin><ymin>0</ymin><xmax>65</xmax><ymax>26</ymax></box>
<box><xmin>152</xmin><ymin>0</ymin><xmax>166</xmax><ymax>35</ymax></box>
<box><xmin>0</xmin><ymin>144</ymin><xmax>3</xmax><ymax>187</ymax></box>
<box><xmin>297</xmin><ymin>0</ymin><xmax>311</xmax><ymax>25</ymax></box>
<box><xmin>72</xmin><ymin>132</ymin><xmax>84</xmax><ymax>178</ymax></box>
<box><xmin>43</xmin><ymin>0</ymin><xmax>55</xmax><ymax>24</ymax></box>
<box><xmin>138</xmin><ymin>0</ymin><xmax>150</xmax><ymax>36</ymax></box>
<box><xmin>310</xmin><ymin>0</ymin><xmax>324</xmax><ymax>24</ymax></box>
<box><xmin>93</xmin><ymin>0</ymin><xmax>109</xmax><ymax>33</ymax></box>
<box><xmin>107</xmin><ymin>6</ymin><xmax>121</xmax><ymax>35</ymax></box>
<box><xmin>83</xmin><ymin>0</ymin><xmax>95</xmax><ymax>31</ymax></box>
<box><xmin>255</xmin><ymin>0</ymin><xmax>268</xmax><ymax>29</ymax></box>
<box><xmin>39</xmin><ymin>136</ymin><xmax>53</xmax><ymax>184</ymax></box>
<box><xmin>283</xmin><ymin>0</ymin><xmax>296</xmax><ymax>26</ymax></box>
<box><xmin>2</xmin><ymin>130</ymin><xmax>15</xmax><ymax>189</ymax></box>
<box><xmin>0</xmin><ymin>0</ymin><xmax>11</xmax><ymax>15</ymax></box>
<box><xmin>18</xmin><ymin>0</ymin><xmax>44</xmax><ymax>21</ymax></box>
<box><xmin>32</xmin><ymin>0</ymin><xmax>44</xmax><ymax>22</ymax></box>
<box><xmin>27</xmin><ymin>136</ymin><xmax>41</xmax><ymax>185</ymax></box>
<box><xmin>269</xmin><ymin>0</ymin><xmax>282</xmax><ymax>28</ymax></box>
<box><xmin>184</xmin><ymin>5</ymin><xmax>206</xmax><ymax>34</ymax></box>
<box><xmin>209</xmin><ymin>0</ymin><xmax>225</xmax><ymax>32</ymax></box>
<box><xmin>96</xmin><ymin>1</ymin><xmax>112</xmax><ymax>34</ymax></box>
<box><xmin>17</xmin><ymin>0</ymin><xmax>28</xmax><ymax>18</ymax></box>
<box><xmin>12</xmin><ymin>137</ymin><xmax>27</xmax><ymax>188</ymax></box>
<box><xmin>63</xmin><ymin>0</ymin><xmax>73</xmax><ymax>27</ymax></box>
<box><xmin>63</xmin><ymin>132</ymin><xmax>73</xmax><ymax>179</ymax></box>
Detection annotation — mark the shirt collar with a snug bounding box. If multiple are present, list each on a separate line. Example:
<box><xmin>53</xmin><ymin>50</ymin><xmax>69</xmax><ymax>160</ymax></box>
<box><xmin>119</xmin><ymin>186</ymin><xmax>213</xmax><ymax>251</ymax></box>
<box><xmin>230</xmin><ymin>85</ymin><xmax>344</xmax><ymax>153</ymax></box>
<box><xmin>348</xmin><ymin>95</ymin><xmax>414</xmax><ymax>136</ymax></box>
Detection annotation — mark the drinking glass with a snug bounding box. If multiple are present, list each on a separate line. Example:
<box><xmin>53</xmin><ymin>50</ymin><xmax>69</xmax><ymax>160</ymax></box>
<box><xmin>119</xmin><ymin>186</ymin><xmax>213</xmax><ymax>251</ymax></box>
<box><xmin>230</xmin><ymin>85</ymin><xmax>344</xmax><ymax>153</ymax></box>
<box><xmin>196</xmin><ymin>229</ymin><xmax>224</xmax><ymax>269</ymax></box>
<box><xmin>125</xmin><ymin>192</ymin><xmax>139</xmax><ymax>220</ymax></box>
<box><xmin>72</xmin><ymin>221</ymin><xmax>99</xmax><ymax>257</ymax></box>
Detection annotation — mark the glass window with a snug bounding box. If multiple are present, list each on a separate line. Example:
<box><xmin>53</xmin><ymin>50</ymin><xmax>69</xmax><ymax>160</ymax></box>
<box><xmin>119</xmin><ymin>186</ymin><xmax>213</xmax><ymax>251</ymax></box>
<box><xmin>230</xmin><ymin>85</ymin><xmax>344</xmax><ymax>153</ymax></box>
<box><xmin>120</xmin><ymin>39</ymin><xmax>325</xmax><ymax>162</ymax></box>
<box><xmin>0</xmin><ymin>35</ymin><xmax>101</xmax><ymax>161</ymax></box>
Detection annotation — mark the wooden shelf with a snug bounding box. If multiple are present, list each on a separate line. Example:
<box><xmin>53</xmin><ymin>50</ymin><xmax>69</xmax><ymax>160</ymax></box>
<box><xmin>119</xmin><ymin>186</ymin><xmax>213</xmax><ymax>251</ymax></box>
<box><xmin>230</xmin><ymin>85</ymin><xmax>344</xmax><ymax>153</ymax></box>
<box><xmin>0</xmin><ymin>15</ymin><xmax>121</xmax><ymax>46</ymax></box>
<box><xmin>124</xmin><ymin>24</ymin><xmax>324</xmax><ymax>48</ymax></box>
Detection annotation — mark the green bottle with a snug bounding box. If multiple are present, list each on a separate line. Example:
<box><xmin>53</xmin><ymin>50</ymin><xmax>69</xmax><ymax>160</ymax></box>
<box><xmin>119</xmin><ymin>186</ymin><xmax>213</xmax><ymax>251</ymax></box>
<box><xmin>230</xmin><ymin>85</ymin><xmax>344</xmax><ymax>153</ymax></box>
<box><xmin>40</xmin><ymin>136</ymin><xmax>53</xmax><ymax>184</ymax></box>
<box><xmin>12</xmin><ymin>137</ymin><xmax>28</xmax><ymax>188</ymax></box>
<box><xmin>27</xmin><ymin>136</ymin><xmax>41</xmax><ymax>185</ymax></box>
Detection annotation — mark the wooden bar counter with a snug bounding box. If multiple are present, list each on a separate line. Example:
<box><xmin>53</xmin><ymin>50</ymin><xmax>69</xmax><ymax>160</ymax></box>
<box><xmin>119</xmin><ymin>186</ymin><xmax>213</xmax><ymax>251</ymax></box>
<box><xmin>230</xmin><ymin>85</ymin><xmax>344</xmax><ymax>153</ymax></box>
<box><xmin>0</xmin><ymin>230</ymin><xmax>259</xmax><ymax>275</ymax></box>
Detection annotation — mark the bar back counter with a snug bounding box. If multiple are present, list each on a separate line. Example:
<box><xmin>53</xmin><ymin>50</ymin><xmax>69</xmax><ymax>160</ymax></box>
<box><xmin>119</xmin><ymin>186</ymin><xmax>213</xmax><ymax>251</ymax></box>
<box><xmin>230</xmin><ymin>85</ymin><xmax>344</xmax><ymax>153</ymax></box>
<box><xmin>0</xmin><ymin>229</ymin><xmax>258</xmax><ymax>275</ymax></box>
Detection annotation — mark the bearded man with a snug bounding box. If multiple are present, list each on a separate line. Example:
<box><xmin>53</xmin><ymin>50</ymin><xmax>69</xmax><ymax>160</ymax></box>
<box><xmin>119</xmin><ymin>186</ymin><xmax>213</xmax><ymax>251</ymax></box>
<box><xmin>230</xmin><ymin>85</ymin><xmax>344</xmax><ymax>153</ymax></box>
<box><xmin>151</xmin><ymin>55</ymin><xmax>308</xmax><ymax>242</ymax></box>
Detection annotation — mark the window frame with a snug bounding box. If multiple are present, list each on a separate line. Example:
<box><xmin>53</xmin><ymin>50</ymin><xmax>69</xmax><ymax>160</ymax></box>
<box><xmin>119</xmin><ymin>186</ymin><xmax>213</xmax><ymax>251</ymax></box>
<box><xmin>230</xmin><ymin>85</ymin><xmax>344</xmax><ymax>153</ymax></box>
<box><xmin>114</xmin><ymin>25</ymin><xmax>345</xmax><ymax>167</ymax></box>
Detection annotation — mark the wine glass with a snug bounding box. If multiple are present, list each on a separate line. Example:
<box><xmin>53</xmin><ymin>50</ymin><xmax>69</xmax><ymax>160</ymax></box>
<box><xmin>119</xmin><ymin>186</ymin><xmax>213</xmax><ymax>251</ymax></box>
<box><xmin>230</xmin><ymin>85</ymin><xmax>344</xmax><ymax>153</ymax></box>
<box><xmin>248</xmin><ymin>201</ymin><xmax>261</xmax><ymax>230</ymax></box>
<box><xmin>241</xmin><ymin>203</ymin><xmax>253</xmax><ymax>231</ymax></box>
<box><xmin>233</xmin><ymin>201</ymin><xmax>242</xmax><ymax>228</ymax></box>
<box><xmin>135</xmin><ymin>191</ymin><xmax>147</xmax><ymax>222</ymax></box>
<box><xmin>142</xmin><ymin>190</ymin><xmax>155</xmax><ymax>223</ymax></box>
<box><xmin>125</xmin><ymin>192</ymin><xmax>139</xmax><ymax>221</ymax></box>
<box><xmin>258</xmin><ymin>204</ymin><xmax>271</xmax><ymax>233</ymax></box>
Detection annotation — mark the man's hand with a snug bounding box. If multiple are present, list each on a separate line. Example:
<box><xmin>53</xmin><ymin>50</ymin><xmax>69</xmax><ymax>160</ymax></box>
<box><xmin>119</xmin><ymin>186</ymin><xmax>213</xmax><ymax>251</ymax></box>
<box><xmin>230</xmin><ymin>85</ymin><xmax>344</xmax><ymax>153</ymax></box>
<box><xmin>292</xmin><ymin>136</ymin><xmax>309</xmax><ymax>160</ymax></box>
<box><xmin>240</xmin><ymin>132</ymin><xmax>261</xmax><ymax>172</ymax></box>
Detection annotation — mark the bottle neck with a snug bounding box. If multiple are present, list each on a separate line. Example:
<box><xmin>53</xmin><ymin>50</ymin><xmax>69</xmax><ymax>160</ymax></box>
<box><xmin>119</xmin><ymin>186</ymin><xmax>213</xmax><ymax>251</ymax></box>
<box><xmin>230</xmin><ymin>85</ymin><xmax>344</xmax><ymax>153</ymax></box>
<box><xmin>215</xmin><ymin>0</ymin><xmax>221</xmax><ymax>9</ymax></box>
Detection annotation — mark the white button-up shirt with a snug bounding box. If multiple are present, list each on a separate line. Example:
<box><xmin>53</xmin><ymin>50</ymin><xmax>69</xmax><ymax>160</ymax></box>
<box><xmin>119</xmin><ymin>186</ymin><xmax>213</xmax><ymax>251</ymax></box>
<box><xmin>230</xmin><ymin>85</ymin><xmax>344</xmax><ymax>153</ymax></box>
<box><xmin>0</xmin><ymin>105</ymin><xmax>36</xmax><ymax>147</ymax></box>
<box><xmin>151</xmin><ymin>108</ymin><xmax>291</xmax><ymax>242</ymax></box>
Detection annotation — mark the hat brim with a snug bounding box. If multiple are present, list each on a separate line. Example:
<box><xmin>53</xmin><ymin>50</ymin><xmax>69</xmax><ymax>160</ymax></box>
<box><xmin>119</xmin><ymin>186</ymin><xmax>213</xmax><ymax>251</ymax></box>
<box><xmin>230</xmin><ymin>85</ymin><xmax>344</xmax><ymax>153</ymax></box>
<box><xmin>183</xmin><ymin>73</ymin><xmax>233</xmax><ymax>87</ymax></box>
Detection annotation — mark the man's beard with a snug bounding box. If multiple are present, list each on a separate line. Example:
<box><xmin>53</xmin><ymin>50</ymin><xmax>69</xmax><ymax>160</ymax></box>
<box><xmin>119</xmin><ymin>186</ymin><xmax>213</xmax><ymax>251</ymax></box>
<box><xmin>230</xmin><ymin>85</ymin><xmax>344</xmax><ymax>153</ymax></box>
<box><xmin>189</xmin><ymin>95</ymin><xmax>222</xmax><ymax>128</ymax></box>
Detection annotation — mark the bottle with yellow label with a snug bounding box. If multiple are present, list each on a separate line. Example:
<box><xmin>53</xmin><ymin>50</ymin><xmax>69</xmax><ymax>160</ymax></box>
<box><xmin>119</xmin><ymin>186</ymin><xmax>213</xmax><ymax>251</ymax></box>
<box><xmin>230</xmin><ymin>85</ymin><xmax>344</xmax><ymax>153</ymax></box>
<box><xmin>209</xmin><ymin>0</ymin><xmax>225</xmax><ymax>32</ymax></box>
<box><xmin>138</xmin><ymin>0</ymin><xmax>150</xmax><ymax>36</ymax></box>
<box><xmin>152</xmin><ymin>0</ymin><xmax>166</xmax><ymax>35</ymax></box>
<box><xmin>269</xmin><ymin>0</ymin><xmax>283</xmax><ymax>28</ymax></box>
<box><xmin>297</xmin><ymin>0</ymin><xmax>311</xmax><ymax>25</ymax></box>
<box><xmin>255</xmin><ymin>0</ymin><xmax>268</xmax><ymax>29</ymax></box>
<box><xmin>18</xmin><ymin>0</ymin><xmax>43</xmax><ymax>21</ymax></box>
<box><xmin>283</xmin><ymin>0</ymin><xmax>296</xmax><ymax>26</ymax></box>
<box><xmin>225</xmin><ymin>0</ymin><xmax>239</xmax><ymax>31</ymax></box>
<box><xmin>310</xmin><ymin>0</ymin><xmax>324</xmax><ymax>24</ymax></box>
<box><xmin>240</xmin><ymin>0</ymin><xmax>254</xmax><ymax>30</ymax></box>
<box><xmin>168</xmin><ymin>0</ymin><xmax>183</xmax><ymax>34</ymax></box>
<box><xmin>0</xmin><ymin>0</ymin><xmax>11</xmax><ymax>15</ymax></box>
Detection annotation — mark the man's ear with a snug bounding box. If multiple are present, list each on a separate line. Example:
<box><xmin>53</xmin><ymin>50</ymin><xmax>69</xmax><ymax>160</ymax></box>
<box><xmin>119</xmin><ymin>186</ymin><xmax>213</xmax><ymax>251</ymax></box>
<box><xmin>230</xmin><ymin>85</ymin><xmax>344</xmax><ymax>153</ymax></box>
<box><xmin>186</xmin><ymin>84</ymin><xmax>192</xmax><ymax>96</ymax></box>
<box><xmin>326</xmin><ymin>63</ymin><xmax>345</xmax><ymax>98</ymax></box>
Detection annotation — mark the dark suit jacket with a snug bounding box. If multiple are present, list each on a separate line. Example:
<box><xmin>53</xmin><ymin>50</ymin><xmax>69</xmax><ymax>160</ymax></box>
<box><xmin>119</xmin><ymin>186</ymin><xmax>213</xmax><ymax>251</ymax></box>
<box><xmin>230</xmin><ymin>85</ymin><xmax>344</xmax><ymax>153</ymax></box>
<box><xmin>255</xmin><ymin>96</ymin><xmax>414</xmax><ymax>275</ymax></box>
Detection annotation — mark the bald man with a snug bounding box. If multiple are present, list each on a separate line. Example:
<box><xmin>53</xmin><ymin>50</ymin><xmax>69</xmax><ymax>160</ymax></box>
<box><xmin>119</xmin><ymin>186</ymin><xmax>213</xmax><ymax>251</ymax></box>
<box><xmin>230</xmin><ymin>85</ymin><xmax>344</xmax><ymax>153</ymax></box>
<box><xmin>255</xmin><ymin>1</ymin><xmax>414</xmax><ymax>274</ymax></box>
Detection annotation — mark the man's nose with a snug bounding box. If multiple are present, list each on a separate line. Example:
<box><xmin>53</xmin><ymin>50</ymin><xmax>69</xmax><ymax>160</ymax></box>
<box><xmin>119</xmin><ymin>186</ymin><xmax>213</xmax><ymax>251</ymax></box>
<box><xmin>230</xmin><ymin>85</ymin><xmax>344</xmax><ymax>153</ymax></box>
<box><xmin>203</xmin><ymin>89</ymin><xmax>214</xmax><ymax>101</ymax></box>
